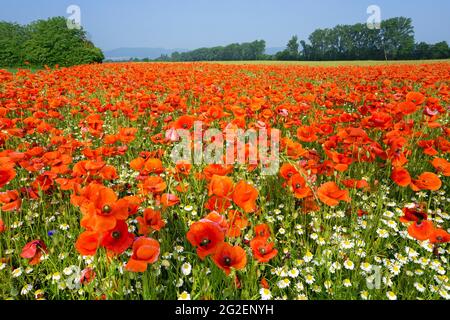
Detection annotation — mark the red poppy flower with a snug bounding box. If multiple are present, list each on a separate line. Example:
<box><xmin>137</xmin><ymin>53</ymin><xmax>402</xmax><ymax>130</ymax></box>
<box><xmin>400</xmin><ymin>206</ymin><xmax>427</xmax><ymax>224</ymax></box>
<box><xmin>78</xmin><ymin>183</ymin><xmax>129</xmax><ymax>233</ymax></box>
<box><xmin>160</xmin><ymin>193</ymin><xmax>180</xmax><ymax>207</ymax></box>
<box><xmin>174</xmin><ymin>115</ymin><xmax>195</xmax><ymax>130</ymax></box>
<box><xmin>226</xmin><ymin>210</ymin><xmax>248</xmax><ymax>238</ymax></box>
<box><xmin>212</xmin><ymin>243</ymin><xmax>247</xmax><ymax>275</ymax></box>
<box><xmin>317</xmin><ymin>182</ymin><xmax>350</xmax><ymax>207</ymax></box>
<box><xmin>187</xmin><ymin>220</ymin><xmax>225</xmax><ymax>260</ymax></box>
<box><xmin>0</xmin><ymin>190</ymin><xmax>21</xmax><ymax>212</ymax></box>
<box><xmin>254</xmin><ymin>224</ymin><xmax>271</xmax><ymax>239</ymax></box>
<box><xmin>101</xmin><ymin>220</ymin><xmax>134</xmax><ymax>255</ymax></box>
<box><xmin>431</xmin><ymin>158</ymin><xmax>450</xmax><ymax>177</ymax></box>
<box><xmin>391</xmin><ymin>167</ymin><xmax>411</xmax><ymax>187</ymax></box>
<box><xmin>232</xmin><ymin>180</ymin><xmax>258</xmax><ymax>213</ymax></box>
<box><xmin>407</xmin><ymin>220</ymin><xmax>435</xmax><ymax>241</ymax></box>
<box><xmin>250</xmin><ymin>238</ymin><xmax>278</xmax><ymax>263</ymax></box>
<box><xmin>137</xmin><ymin>208</ymin><xmax>166</xmax><ymax>235</ymax></box>
<box><xmin>125</xmin><ymin>237</ymin><xmax>160</xmax><ymax>272</ymax></box>
<box><xmin>139</xmin><ymin>176</ymin><xmax>167</xmax><ymax>195</ymax></box>
<box><xmin>429</xmin><ymin>229</ymin><xmax>450</xmax><ymax>244</ymax></box>
<box><xmin>208</xmin><ymin>175</ymin><xmax>234</xmax><ymax>199</ymax></box>
<box><xmin>410</xmin><ymin>172</ymin><xmax>442</xmax><ymax>192</ymax></box>
<box><xmin>20</xmin><ymin>240</ymin><xmax>47</xmax><ymax>265</ymax></box>
<box><xmin>75</xmin><ymin>231</ymin><xmax>101</xmax><ymax>256</ymax></box>
<box><xmin>0</xmin><ymin>219</ymin><xmax>5</xmax><ymax>233</ymax></box>
<box><xmin>289</xmin><ymin>173</ymin><xmax>312</xmax><ymax>199</ymax></box>
<box><xmin>0</xmin><ymin>157</ymin><xmax>15</xmax><ymax>188</ymax></box>
<box><xmin>279</xmin><ymin>163</ymin><xmax>298</xmax><ymax>180</ymax></box>
<box><xmin>144</xmin><ymin>158</ymin><xmax>164</xmax><ymax>174</ymax></box>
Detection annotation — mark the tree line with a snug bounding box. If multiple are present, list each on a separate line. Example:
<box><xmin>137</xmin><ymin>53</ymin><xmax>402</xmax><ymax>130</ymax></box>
<box><xmin>156</xmin><ymin>17</ymin><xmax>449</xmax><ymax>62</ymax></box>
<box><xmin>0</xmin><ymin>17</ymin><xmax>104</xmax><ymax>67</ymax></box>
<box><xmin>156</xmin><ymin>40</ymin><xmax>268</xmax><ymax>62</ymax></box>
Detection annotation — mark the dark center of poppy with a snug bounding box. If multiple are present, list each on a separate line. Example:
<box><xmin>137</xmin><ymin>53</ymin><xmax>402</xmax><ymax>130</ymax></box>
<box><xmin>259</xmin><ymin>248</ymin><xmax>266</xmax><ymax>255</ymax></box>
<box><xmin>182</xmin><ymin>124</ymin><xmax>188</xmax><ymax>129</ymax></box>
<box><xmin>437</xmin><ymin>236</ymin><xmax>443</xmax><ymax>241</ymax></box>
<box><xmin>295</xmin><ymin>184</ymin><xmax>301</xmax><ymax>189</ymax></box>
<box><xmin>223</xmin><ymin>256</ymin><xmax>232</xmax><ymax>266</ymax></box>
<box><xmin>112</xmin><ymin>231</ymin><xmax>121</xmax><ymax>239</ymax></box>
<box><xmin>200</xmin><ymin>238</ymin><xmax>211</xmax><ymax>247</ymax></box>
<box><xmin>102</xmin><ymin>205</ymin><xmax>112</xmax><ymax>214</ymax></box>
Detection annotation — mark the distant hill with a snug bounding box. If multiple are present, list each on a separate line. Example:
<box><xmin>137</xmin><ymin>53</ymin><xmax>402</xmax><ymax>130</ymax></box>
<box><xmin>104</xmin><ymin>47</ymin><xmax>188</xmax><ymax>60</ymax></box>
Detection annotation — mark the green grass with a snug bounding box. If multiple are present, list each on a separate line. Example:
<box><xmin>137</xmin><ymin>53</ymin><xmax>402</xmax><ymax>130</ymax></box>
<box><xmin>3</xmin><ymin>67</ymin><xmax>42</xmax><ymax>74</ymax></box>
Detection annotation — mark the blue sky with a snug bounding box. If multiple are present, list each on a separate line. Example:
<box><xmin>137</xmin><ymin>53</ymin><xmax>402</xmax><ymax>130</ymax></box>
<box><xmin>1</xmin><ymin>0</ymin><xmax>449</xmax><ymax>50</ymax></box>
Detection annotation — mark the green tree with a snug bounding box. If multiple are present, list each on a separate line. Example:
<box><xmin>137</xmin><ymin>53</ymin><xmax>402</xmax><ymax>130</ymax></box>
<box><xmin>0</xmin><ymin>22</ymin><xmax>29</xmax><ymax>66</ymax></box>
<box><xmin>430</xmin><ymin>41</ymin><xmax>450</xmax><ymax>59</ymax></box>
<box><xmin>380</xmin><ymin>17</ymin><xmax>414</xmax><ymax>60</ymax></box>
<box><xmin>23</xmin><ymin>17</ymin><xmax>104</xmax><ymax>67</ymax></box>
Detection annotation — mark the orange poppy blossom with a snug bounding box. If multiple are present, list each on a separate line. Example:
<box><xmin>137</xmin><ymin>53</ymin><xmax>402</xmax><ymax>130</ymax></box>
<box><xmin>399</xmin><ymin>205</ymin><xmax>428</xmax><ymax>224</ymax></box>
<box><xmin>0</xmin><ymin>218</ymin><xmax>5</xmax><ymax>233</ymax></box>
<box><xmin>0</xmin><ymin>157</ymin><xmax>16</xmax><ymax>188</ymax></box>
<box><xmin>317</xmin><ymin>182</ymin><xmax>351</xmax><ymax>207</ymax></box>
<box><xmin>428</xmin><ymin>229</ymin><xmax>450</xmax><ymax>244</ymax></box>
<box><xmin>410</xmin><ymin>172</ymin><xmax>442</xmax><ymax>192</ymax></box>
<box><xmin>226</xmin><ymin>210</ymin><xmax>249</xmax><ymax>238</ymax></box>
<box><xmin>250</xmin><ymin>237</ymin><xmax>278</xmax><ymax>263</ymax></box>
<box><xmin>137</xmin><ymin>208</ymin><xmax>166</xmax><ymax>235</ymax></box>
<box><xmin>101</xmin><ymin>220</ymin><xmax>134</xmax><ymax>255</ymax></box>
<box><xmin>187</xmin><ymin>219</ymin><xmax>226</xmax><ymax>260</ymax></box>
<box><xmin>232</xmin><ymin>180</ymin><xmax>258</xmax><ymax>213</ymax></box>
<box><xmin>407</xmin><ymin>220</ymin><xmax>435</xmax><ymax>241</ymax></box>
<box><xmin>75</xmin><ymin>231</ymin><xmax>101</xmax><ymax>256</ymax></box>
<box><xmin>208</xmin><ymin>175</ymin><xmax>234</xmax><ymax>199</ymax></box>
<box><xmin>20</xmin><ymin>240</ymin><xmax>48</xmax><ymax>265</ymax></box>
<box><xmin>391</xmin><ymin>167</ymin><xmax>412</xmax><ymax>187</ymax></box>
<box><xmin>254</xmin><ymin>223</ymin><xmax>271</xmax><ymax>239</ymax></box>
<box><xmin>73</xmin><ymin>183</ymin><xmax>130</xmax><ymax>233</ymax></box>
<box><xmin>212</xmin><ymin>243</ymin><xmax>247</xmax><ymax>275</ymax></box>
<box><xmin>160</xmin><ymin>193</ymin><xmax>180</xmax><ymax>207</ymax></box>
<box><xmin>288</xmin><ymin>173</ymin><xmax>312</xmax><ymax>199</ymax></box>
<box><xmin>125</xmin><ymin>237</ymin><xmax>160</xmax><ymax>272</ymax></box>
<box><xmin>0</xmin><ymin>190</ymin><xmax>22</xmax><ymax>211</ymax></box>
<box><xmin>431</xmin><ymin>158</ymin><xmax>450</xmax><ymax>176</ymax></box>
<box><xmin>138</xmin><ymin>176</ymin><xmax>167</xmax><ymax>195</ymax></box>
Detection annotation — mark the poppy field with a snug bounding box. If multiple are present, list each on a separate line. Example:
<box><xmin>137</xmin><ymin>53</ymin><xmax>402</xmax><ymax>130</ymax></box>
<box><xmin>0</xmin><ymin>62</ymin><xmax>449</xmax><ymax>300</ymax></box>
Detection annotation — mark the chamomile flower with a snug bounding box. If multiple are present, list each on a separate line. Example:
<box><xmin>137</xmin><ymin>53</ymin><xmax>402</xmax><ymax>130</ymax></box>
<box><xmin>21</xmin><ymin>284</ymin><xmax>33</xmax><ymax>295</ymax></box>
<box><xmin>343</xmin><ymin>279</ymin><xmax>352</xmax><ymax>287</ymax></box>
<box><xmin>181</xmin><ymin>262</ymin><xmax>192</xmax><ymax>276</ymax></box>
<box><xmin>376</xmin><ymin>228</ymin><xmax>389</xmax><ymax>238</ymax></box>
<box><xmin>343</xmin><ymin>259</ymin><xmax>355</xmax><ymax>270</ymax></box>
<box><xmin>386</xmin><ymin>291</ymin><xmax>397</xmax><ymax>300</ymax></box>
<box><xmin>288</xmin><ymin>268</ymin><xmax>299</xmax><ymax>278</ymax></box>
<box><xmin>360</xmin><ymin>262</ymin><xmax>372</xmax><ymax>273</ymax></box>
<box><xmin>277</xmin><ymin>278</ymin><xmax>290</xmax><ymax>289</ymax></box>
<box><xmin>304</xmin><ymin>274</ymin><xmax>315</xmax><ymax>285</ymax></box>
<box><xmin>260</xmin><ymin>288</ymin><xmax>272</xmax><ymax>300</ymax></box>
<box><xmin>303</xmin><ymin>251</ymin><xmax>314</xmax><ymax>263</ymax></box>
<box><xmin>12</xmin><ymin>268</ymin><xmax>23</xmax><ymax>278</ymax></box>
<box><xmin>414</xmin><ymin>282</ymin><xmax>426</xmax><ymax>293</ymax></box>
<box><xmin>178</xmin><ymin>291</ymin><xmax>191</xmax><ymax>300</ymax></box>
